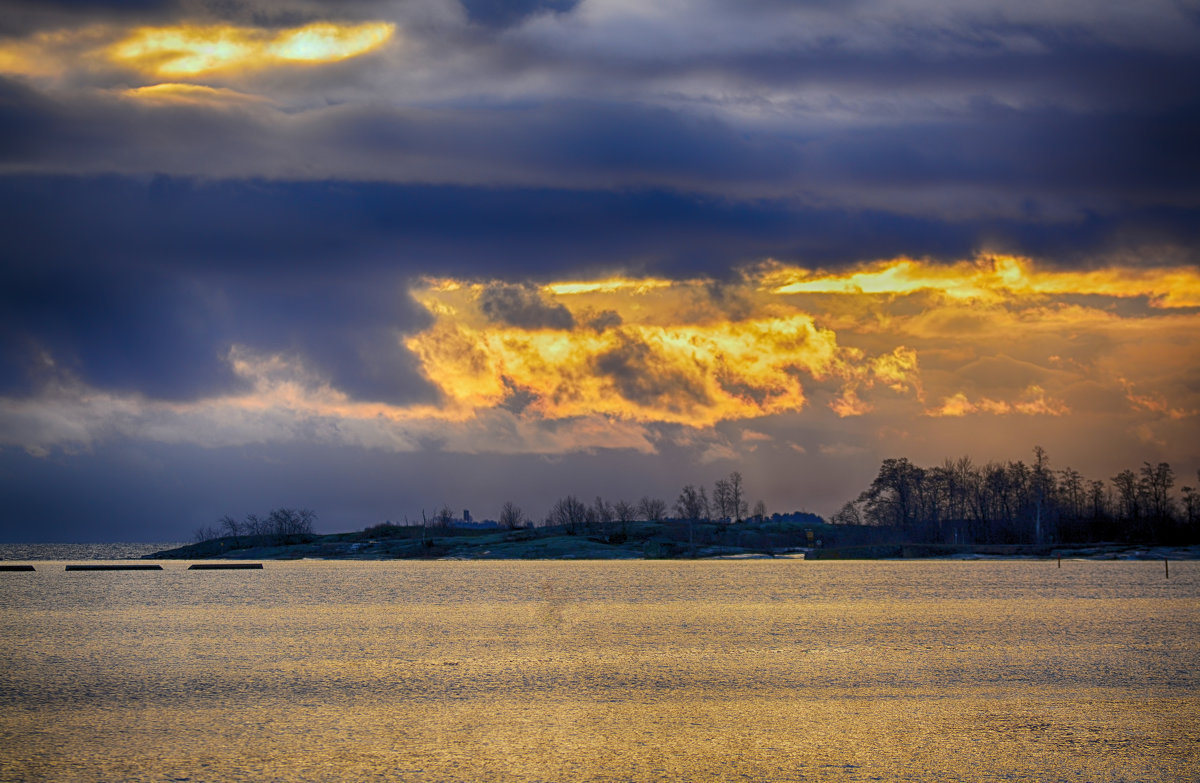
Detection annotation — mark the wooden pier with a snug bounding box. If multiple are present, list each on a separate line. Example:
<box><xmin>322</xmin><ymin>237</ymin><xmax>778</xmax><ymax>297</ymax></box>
<box><xmin>65</xmin><ymin>564</ymin><xmax>164</xmax><ymax>571</ymax></box>
<box><xmin>188</xmin><ymin>563</ymin><xmax>263</xmax><ymax>569</ymax></box>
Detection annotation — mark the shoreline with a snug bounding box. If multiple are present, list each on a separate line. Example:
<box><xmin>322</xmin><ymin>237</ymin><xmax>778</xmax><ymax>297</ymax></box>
<box><xmin>142</xmin><ymin>528</ymin><xmax>1200</xmax><ymax>562</ymax></box>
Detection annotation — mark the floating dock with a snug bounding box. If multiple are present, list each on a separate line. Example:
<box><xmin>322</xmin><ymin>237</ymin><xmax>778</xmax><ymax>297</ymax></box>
<box><xmin>188</xmin><ymin>563</ymin><xmax>263</xmax><ymax>569</ymax></box>
<box><xmin>65</xmin><ymin>564</ymin><xmax>164</xmax><ymax>571</ymax></box>
<box><xmin>0</xmin><ymin>564</ymin><xmax>36</xmax><ymax>571</ymax></box>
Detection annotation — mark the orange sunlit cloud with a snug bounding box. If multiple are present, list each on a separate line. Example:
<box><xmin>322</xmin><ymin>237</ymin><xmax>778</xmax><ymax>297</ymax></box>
<box><xmin>405</xmin><ymin>277</ymin><xmax>920</xmax><ymax>427</ymax></box>
<box><xmin>106</xmin><ymin>21</ymin><xmax>395</xmax><ymax>76</ymax></box>
<box><xmin>0</xmin><ymin>20</ymin><xmax>395</xmax><ymax>81</ymax></box>
<box><xmin>766</xmin><ymin>254</ymin><xmax>1200</xmax><ymax>309</ymax></box>
<box><xmin>926</xmin><ymin>386</ymin><xmax>1069</xmax><ymax>418</ymax></box>
<box><xmin>400</xmin><ymin>257</ymin><xmax>1200</xmax><ymax>432</ymax></box>
<box><xmin>121</xmin><ymin>82</ymin><xmax>268</xmax><ymax>104</ymax></box>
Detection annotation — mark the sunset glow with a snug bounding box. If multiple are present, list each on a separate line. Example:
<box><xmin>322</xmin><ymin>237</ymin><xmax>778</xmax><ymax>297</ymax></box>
<box><xmin>106</xmin><ymin>21</ymin><xmax>394</xmax><ymax>76</ymax></box>
<box><xmin>769</xmin><ymin>255</ymin><xmax>1200</xmax><ymax>308</ymax></box>
<box><xmin>380</xmin><ymin>257</ymin><xmax>1200</xmax><ymax>432</ymax></box>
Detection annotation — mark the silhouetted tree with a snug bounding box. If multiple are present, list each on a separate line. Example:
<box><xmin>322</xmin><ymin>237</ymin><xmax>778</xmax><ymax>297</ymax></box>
<box><xmin>858</xmin><ymin>458</ymin><xmax>924</xmax><ymax>530</ymax></box>
<box><xmin>244</xmin><ymin>513</ymin><xmax>264</xmax><ymax>536</ymax></box>
<box><xmin>1183</xmin><ymin>481</ymin><xmax>1199</xmax><ymax>529</ymax></box>
<box><xmin>728</xmin><ymin>471</ymin><xmax>748</xmax><ymax>522</ymax></box>
<box><xmin>638</xmin><ymin>496</ymin><xmax>666</xmax><ymax>523</ymax></box>
<box><xmin>434</xmin><ymin>505</ymin><xmax>455</xmax><ymax>530</ymax></box>
<box><xmin>1059</xmin><ymin>467</ymin><xmax>1084</xmax><ymax>521</ymax></box>
<box><xmin>613</xmin><ymin>499</ymin><xmax>637</xmax><ymax>536</ymax></box>
<box><xmin>1088</xmin><ymin>479</ymin><xmax>1109</xmax><ymax>522</ymax></box>
<box><xmin>1141</xmin><ymin>462</ymin><xmax>1175</xmax><ymax>521</ymax></box>
<box><xmin>1112</xmin><ymin>469</ymin><xmax>1141</xmax><ymax>532</ymax></box>
<box><xmin>499</xmin><ymin>501</ymin><xmax>525</xmax><ymax>530</ymax></box>
<box><xmin>830</xmin><ymin>500</ymin><xmax>862</xmax><ymax>526</ymax></box>
<box><xmin>192</xmin><ymin>524</ymin><xmax>221</xmax><ymax>543</ymax></box>
<box><xmin>592</xmin><ymin>496</ymin><xmax>614</xmax><ymax>533</ymax></box>
<box><xmin>839</xmin><ymin>449</ymin><xmax>1195</xmax><ymax>546</ymax></box>
<box><xmin>220</xmin><ymin>514</ymin><xmax>241</xmax><ymax>542</ymax></box>
<box><xmin>712</xmin><ymin>478</ymin><xmax>732</xmax><ymax>520</ymax></box>
<box><xmin>550</xmin><ymin>495</ymin><xmax>589</xmax><ymax>534</ymax></box>
<box><xmin>266</xmin><ymin>507</ymin><xmax>317</xmax><ymax>536</ymax></box>
<box><xmin>1031</xmin><ymin>446</ymin><xmax>1055</xmax><ymax>543</ymax></box>
<box><xmin>675</xmin><ymin>485</ymin><xmax>707</xmax><ymax>521</ymax></box>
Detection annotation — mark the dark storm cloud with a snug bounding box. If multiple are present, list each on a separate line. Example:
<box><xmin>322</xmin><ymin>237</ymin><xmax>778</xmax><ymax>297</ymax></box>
<box><xmin>0</xmin><ymin>0</ymin><xmax>175</xmax><ymax>34</ymax></box>
<box><xmin>479</xmin><ymin>283</ymin><xmax>574</xmax><ymax>330</ymax></box>
<box><xmin>0</xmin><ymin>0</ymin><xmax>393</xmax><ymax>34</ymax></box>
<box><xmin>3</xmin><ymin>70</ymin><xmax>1198</xmax><ymax>223</ymax></box>
<box><xmin>0</xmin><ymin>175</ymin><xmax>437</xmax><ymax>404</ymax></box>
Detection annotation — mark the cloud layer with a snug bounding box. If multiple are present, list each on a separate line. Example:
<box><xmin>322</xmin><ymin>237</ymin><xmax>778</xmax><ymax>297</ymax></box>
<box><xmin>2</xmin><ymin>0</ymin><xmax>1198</xmax><ymax>539</ymax></box>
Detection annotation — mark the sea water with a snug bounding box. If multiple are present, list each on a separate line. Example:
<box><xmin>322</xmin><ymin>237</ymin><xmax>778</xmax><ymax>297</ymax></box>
<box><xmin>0</xmin><ymin>558</ymin><xmax>1196</xmax><ymax>781</ymax></box>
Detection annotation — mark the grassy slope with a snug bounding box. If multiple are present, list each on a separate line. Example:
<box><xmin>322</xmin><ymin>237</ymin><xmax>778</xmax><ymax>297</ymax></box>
<box><xmin>146</xmin><ymin>518</ymin><xmax>824</xmax><ymax>560</ymax></box>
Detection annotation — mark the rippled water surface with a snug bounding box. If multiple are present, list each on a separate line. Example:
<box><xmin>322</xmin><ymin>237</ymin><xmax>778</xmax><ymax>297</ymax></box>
<box><xmin>1</xmin><ymin>559</ymin><xmax>1196</xmax><ymax>781</ymax></box>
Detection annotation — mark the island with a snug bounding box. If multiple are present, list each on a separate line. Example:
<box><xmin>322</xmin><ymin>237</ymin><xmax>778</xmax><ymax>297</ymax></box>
<box><xmin>145</xmin><ymin>515</ymin><xmax>1197</xmax><ymax>561</ymax></box>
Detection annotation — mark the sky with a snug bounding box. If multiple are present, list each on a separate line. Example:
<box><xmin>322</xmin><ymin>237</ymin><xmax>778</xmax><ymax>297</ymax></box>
<box><xmin>1</xmin><ymin>0</ymin><xmax>1199</xmax><ymax>542</ymax></box>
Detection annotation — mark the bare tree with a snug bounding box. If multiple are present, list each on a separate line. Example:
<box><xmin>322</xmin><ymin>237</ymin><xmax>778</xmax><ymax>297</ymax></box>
<box><xmin>550</xmin><ymin>495</ymin><xmax>589</xmax><ymax>534</ymax></box>
<box><xmin>499</xmin><ymin>501</ymin><xmax>525</xmax><ymax>530</ymax></box>
<box><xmin>675</xmin><ymin>485</ymin><xmax>706</xmax><ymax>521</ymax></box>
<box><xmin>266</xmin><ymin>507</ymin><xmax>317</xmax><ymax>536</ymax></box>
<box><xmin>592</xmin><ymin>496</ymin><xmax>614</xmax><ymax>533</ymax></box>
<box><xmin>638</xmin><ymin>496</ymin><xmax>666</xmax><ymax>523</ymax></box>
<box><xmin>1182</xmin><ymin>485</ymin><xmax>1198</xmax><ymax>527</ymax></box>
<box><xmin>192</xmin><ymin>524</ymin><xmax>221</xmax><ymax>543</ymax></box>
<box><xmin>1112</xmin><ymin>469</ymin><xmax>1140</xmax><ymax>522</ymax></box>
<box><xmin>1059</xmin><ymin>467</ymin><xmax>1085</xmax><ymax>520</ymax></box>
<box><xmin>752</xmin><ymin>499</ymin><xmax>767</xmax><ymax>522</ymax></box>
<box><xmin>1088</xmin><ymin>479</ymin><xmax>1109</xmax><ymax>520</ymax></box>
<box><xmin>831</xmin><ymin>501</ymin><xmax>862</xmax><ymax>526</ymax></box>
<box><xmin>613</xmin><ymin>499</ymin><xmax>637</xmax><ymax>536</ymax></box>
<box><xmin>219</xmin><ymin>514</ymin><xmax>241</xmax><ymax>545</ymax></box>
<box><xmin>434</xmin><ymin>505</ymin><xmax>456</xmax><ymax>530</ymax></box>
<box><xmin>1140</xmin><ymin>461</ymin><xmax>1175</xmax><ymax>521</ymax></box>
<box><xmin>674</xmin><ymin>486</ymin><xmax>705</xmax><ymax>555</ymax></box>
<box><xmin>728</xmin><ymin>471</ymin><xmax>748</xmax><ymax>523</ymax></box>
<box><xmin>712</xmin><ymin>478</ymin><xmax>732</xmax><ymax>521</ymax></box>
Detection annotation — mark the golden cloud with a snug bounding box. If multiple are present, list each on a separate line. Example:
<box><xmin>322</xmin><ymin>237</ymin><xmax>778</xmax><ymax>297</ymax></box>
<box><xmin>107</xmin><ymin>21</ymin><xmax>395</xmax><ymax>76</ymax></box>
<box><xmin>121</xmin><ymin>82</ymin><xmax>268</xmax><ymax>104</ymax></box>
<box><xmin>0</xmin><ymin>20</ymin><xmax>394</xmax><ymax>81</ymax></box>
<box><xmin>0</xmin><ymin>26</ymin><xmax>111</xmax><ymax>77</ymax></box>
<box><xmin>405</xmin><ymin>278</ymin><xmax>923</xmax><ymax>427</ymax></box>
<box><xmin>926</xmin><ymin>385</ymin><xmax>1068</xmax><ymax>418</ymax></box>
<box><xmin>401</xmin><ymin>257</ymin><xmax>1200</xmax><ymax>434</ymax></box>
<box><xmin>766</xmin><ymin>254</ymin><xmax>1200</xmax><ymax>309</ymax></box>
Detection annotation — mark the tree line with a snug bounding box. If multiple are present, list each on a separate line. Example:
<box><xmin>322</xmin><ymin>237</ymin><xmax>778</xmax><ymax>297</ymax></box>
<box><xmin>832</xmin><ymin>447</ymin><xmax>1199</xmax><ymax>545</ymax></box>
<box><xmin>498</xmin><ymin>471</ymin><xmax>767</xmax><ymax>538</ymax></box>
<box><xmin>192</xmin><ymin>451</ymin><xmax>1198</xmax><ymax>549</ymax></box>
<box><xmin>193</xmin><ymin>507</ymin><xmax>316</xmax><ymax>543</ymax></box>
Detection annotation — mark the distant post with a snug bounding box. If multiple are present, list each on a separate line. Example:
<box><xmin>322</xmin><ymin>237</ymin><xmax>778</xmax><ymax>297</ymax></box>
<box><xmin>1165</xmin><ymin>557</ymin><xmax>1169</xmax><ymax>579</ymax></box>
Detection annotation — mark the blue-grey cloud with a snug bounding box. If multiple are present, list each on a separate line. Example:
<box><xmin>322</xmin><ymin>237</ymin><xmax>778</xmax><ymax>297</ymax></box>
<box><xmin>461</xmin><ymin>0</ymin><xmax>578</xmax><ymax>29</ymax></box>
<box><xmin>479</xmin><ymin>283</ymin><xmax>575</xmax><ymax>330</ymax></box>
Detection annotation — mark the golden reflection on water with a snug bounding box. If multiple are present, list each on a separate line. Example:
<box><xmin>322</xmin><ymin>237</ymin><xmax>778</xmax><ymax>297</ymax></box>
<box><xmin>0</xmin><ymin>560</ymin><xmax>1196</xmax><ymax>781</ymax></box>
